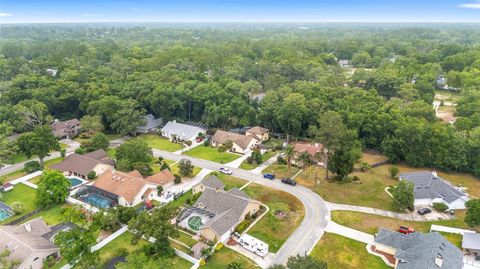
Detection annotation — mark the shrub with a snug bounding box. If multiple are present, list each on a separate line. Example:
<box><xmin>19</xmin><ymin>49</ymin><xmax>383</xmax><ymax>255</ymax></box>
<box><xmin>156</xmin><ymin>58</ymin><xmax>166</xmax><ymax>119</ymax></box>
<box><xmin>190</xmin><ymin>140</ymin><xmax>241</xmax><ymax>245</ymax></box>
<box><xmin>234</xmin><ymin>219</ymin><xmax>251</xmax><ymax>234</ymax></box>
<box><xmin>433</xmin><ymin>203</ymin><xmax>449</xmax><ymax>212</ymax></box>
<box><xmin>274</xmin><ymin>144</ymin><xmax>283</xmax><ymax>151</ymax></box>
<box><xmin>359</xmin><ymin>162</ymin><xmax>371</xmax><ymax>172</ymax></box>
<box><xmin>24</xmin><ymin>160</ymin><xmax>42</xmax><ymax>173</ymax></box>
<box><xmin>10</xmin><ymin>202</ymin><xmax>24</xmax><ymax>215</ymax></box>
<box><xmin>87</xmin><ymin>171</ymin><xmax>96</xmax><ymax>180</ymax></box>
<box><xmin>215</xmin><ymin>243</ymin><xmax>224</xmax><ymax>251</ymax></box>
<box><xmin>157</xmin><ymin>185</ymin><xmax>164</xmax><ymax>195</ymax></box>
<box><xmin>160</xmin><ymin>161</ymin><xmax>170</xmax><ymax>171</ymax></box>
<box><xmin>227</xmin><ymin>262</ymin><xmax>243</xmax><ymax>269</ymax></box>
<box><xmin>389</xmin><ymin>166</ymin><xmax>400</xmax><ymax>179</ymax></box>
<box><xmin>174</xmin><ymin>174</ymin><xmax>181</xmax><ymax>184</ymax></box>
<box><xmin>74</xmin><ymin>147</ymin><xmax>87</xmax><ymax>155</ymax></box>
<box><xmin>132</xmin><ymin>162</ymin><xmax>153</xmax><ymax>176</ymax></box>
<box><xmin>203</xmin><ymin>139</ymin><xmax>211</xmax><ymax>147</ymax></box>
<box><xmin>185</xmin><ymin>140</ymin><xmax>192</xmax><ymax>146</ymax></box>
<box><xmin>158</xmin><ymin>156</ymin><xmax>164</xmax><ymax>163</ymax></box>
<box><xmin>60</xmin><ymin>149</ymin><xmax>66</xmax><ymax>158</ymax></box>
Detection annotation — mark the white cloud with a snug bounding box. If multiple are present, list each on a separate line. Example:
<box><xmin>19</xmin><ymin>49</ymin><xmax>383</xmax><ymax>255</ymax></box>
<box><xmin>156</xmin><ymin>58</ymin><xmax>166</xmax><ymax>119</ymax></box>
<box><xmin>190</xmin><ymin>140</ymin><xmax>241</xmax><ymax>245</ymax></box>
<box><xmin>0</xmin><ymin>12</ymin><xmax>13</xmax><ymax>17</ymax></box>
<box><xmin>82</xmin><ymin>14</ymin><xmax>103</xmax><ymax>17</ymax></box>
<box><xmin>458</xmin><ymin>1</ymin><xmax>480</xmax><ymax>9</ymax></box>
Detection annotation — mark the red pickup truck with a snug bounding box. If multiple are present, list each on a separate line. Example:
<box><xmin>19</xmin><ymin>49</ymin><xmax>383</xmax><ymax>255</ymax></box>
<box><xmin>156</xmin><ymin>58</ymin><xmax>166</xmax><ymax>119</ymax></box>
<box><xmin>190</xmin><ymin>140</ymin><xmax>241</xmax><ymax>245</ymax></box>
<box><xmin>399</xmin><ymin>226</ymin><xmax>415</xmax><ymax>234</ymax></box>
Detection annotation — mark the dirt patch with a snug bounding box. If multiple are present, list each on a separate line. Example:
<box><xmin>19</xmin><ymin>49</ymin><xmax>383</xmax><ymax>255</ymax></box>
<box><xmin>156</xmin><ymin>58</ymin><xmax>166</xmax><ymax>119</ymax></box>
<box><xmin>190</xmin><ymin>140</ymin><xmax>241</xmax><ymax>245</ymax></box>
<box><xmin>274</xmin><ymin>210</ymin><xmax>288</xmax><ymax>219</ymax></box>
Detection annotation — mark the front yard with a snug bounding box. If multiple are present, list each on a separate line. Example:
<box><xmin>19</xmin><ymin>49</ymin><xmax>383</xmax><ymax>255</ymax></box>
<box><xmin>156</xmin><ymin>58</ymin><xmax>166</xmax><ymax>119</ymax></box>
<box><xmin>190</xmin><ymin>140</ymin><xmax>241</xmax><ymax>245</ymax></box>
<box><xmin>184</xmin><ymin>146</ymin><xmax>240</xmax><ymax>164</ymax></box>
<box><xmin>203</xmin><ymin>247</ymin><xmax>259</xmax><ymax>269</ymax></box>
<box><xmin>310</xmin><ymin>233</ymin><xmax>389</xmax><ymax>269</ymax></box>
<box><xmin>136</xmin><ymin>134</ymin><xmax>185</xmax><ymax>152</ymax></box>
<box><xmin>213</xmin><ymin>172</ymin><xmax>249</xmax><ymax>190</ymax></box>
<box><xmin>261</xmin><ymin>164</ymin><xmax>300</xmax><ymax>179</ymax></box>
<box><xmin>242</xmin><ymin>183</ymin><xmax>305</xmax><ymax>253</ymax></box>
<box><xmin>239</xmin><ymin>151</ymin><xmax>276</xmax><ymax>170</ymax></box>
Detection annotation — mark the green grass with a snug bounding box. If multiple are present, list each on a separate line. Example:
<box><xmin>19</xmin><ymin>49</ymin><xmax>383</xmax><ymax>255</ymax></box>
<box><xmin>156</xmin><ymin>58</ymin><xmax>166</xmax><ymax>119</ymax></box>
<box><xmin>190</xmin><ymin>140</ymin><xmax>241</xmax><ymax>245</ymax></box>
<box><xmin>213</xmin><ymin>172</ymin><xmax>248</xmax><ymax>190</ymax></box>
<box><xmin>184</xmin><ymin>146</ymin><xmax>240</xmax><ymax>164</ymax></box>
<box><xmin>5</xmin><ymin>144</ymin><xmax>68</xmax><ymax>165</ymax></box>
<box><xmin>0</xmin><ymin>169</ymin><xmax>28</xmax><ymax>184</ymax></box>
<box><xmin>262</xmin><ymin>164</ymin><xmax>300</xmax><ymax>179</ymax></box>
<box><xmin>44</xmin><ymin>157</ymin><xmax>64</xmax><ymax>169</ymax></box>
<box><xmin>239</xmin><ymin>151</ymin><xmax>276</xmax><ymax>170</ymax></box>
<box><xmin>202</xmin><ymin>247</ymin><xmax>259</xmax><ymax>269</ymax></box>
<box><xmin>170</xmin><ymin>163</ymin><xmax>201</xmax><ymax>178</ymax></box>
<box><xmin>23</xmin><ymin>204</ymin><xmax>71</xmax><ymax>226</ymax></box>
<box><xmin>176</xmin><ymin>231</ymin><xmax>197</xmax><ymax>247</ymax></box>
<box><xmin>98</xmin><ymin>232</ymin><xmax>147</xmax><ymax>264</ymax></box>
<box><xmin>0</xmin><ymin>184</ymin><xmax>37</xmax><ymax>224</ymax></box>
<box><xmin>170</xmin><ymin>239</ymin><xmax>191</xmax><ymax>253</ymax></box>
<box><xmin>310</xmin><ymin>233</ymin><xmax>389</xmax><ymax>269</ymax></box>
<box><xmin>243</xmin><ymin>183</ymin><xmax>305</xmax><ymax>253</ymax></box>
<box><xmin>137</xmin><ymin>134</ymin><xmax>184</xmax><ymax>152</ymax></box>
<box><xmin>169</xmin><ymin>190</ymin><xmax>196</xmax><ymax>210</ymax></box>
<box><xmin>106</xmin><ymin>147</ymin><xmax>116</xmax><ymax>159</ymax></box>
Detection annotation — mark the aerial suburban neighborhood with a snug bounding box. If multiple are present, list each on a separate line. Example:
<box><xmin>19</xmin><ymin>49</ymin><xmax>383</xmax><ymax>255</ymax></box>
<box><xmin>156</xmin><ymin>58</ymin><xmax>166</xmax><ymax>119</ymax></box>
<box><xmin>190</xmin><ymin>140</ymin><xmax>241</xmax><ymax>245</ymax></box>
<box><xmin>1</xmin><ymin>1</ymin><xmax>480</xmax><ymax>269</ymax></box>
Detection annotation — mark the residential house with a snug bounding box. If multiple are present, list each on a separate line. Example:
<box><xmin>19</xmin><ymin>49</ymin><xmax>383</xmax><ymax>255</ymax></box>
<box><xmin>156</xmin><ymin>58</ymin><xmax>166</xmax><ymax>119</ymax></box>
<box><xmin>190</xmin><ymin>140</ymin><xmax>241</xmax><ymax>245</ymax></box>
<box><xmin>211</xmin><ymin>130</ymin><xmax>260</xmax><ymax>154</ymax></box>
<box><xmin>161</xmin><ymin>120</ymin><xmax>207</xmax><ymax>141</ymax></box>
<box><xmin>245</xmin><ymin>126</ymin><xmax>269</xmax><ymax>141</ymax></box>
<box><xmin>178</xmin><ymin>176</ymin><xmax>261</xmax><ymax>242</ymax></box>
<box><xmin>373</xmin><ymin>228</ymin><xmax>463</xmax><ymax>269</ymax></box>
<box><xmin>399</xmin><ymin>171</ymin><xmax>469</xmax><ymax>209</ymax></box>
<box><xmin>51</xmin><ymin>118</ymin><xmax>81</xmax><ymax>139</ymax></box>
<box><xmin>0</xmin><ymin>218</ymin><xmax>61</xmax><ymax>269</ymax></box>
<box><xmin>50</xmin><ymin>149</ymin><xmax>114</xmax><ymax>179</ymax></box>
<box><xmin>292</xmin><ymin>142</ymin><xmax>326</xmax><ymax>166</ymax></box>
<box><xmin>338</xmin><ymin>59</ymin><xmax>352</xmax><ymax>67</ymax></box>
<box><xmin>90</xmin><ymin>168</ymin><xmax>175</xmax><ymax>207</ymax></box>
<box><xmin>1</xmin><ymin>182</ymin><xmax>14</xmax><ymax>192</ymax></box>
<box><xmin>137</xmin><ymin>114</ymin><xmax>162</xmax><ymax>134</ymax></box>
<box><xmin>463</xmin><ymin>233</ymin><xmax>480</xmax><ymax>257</ymax></box>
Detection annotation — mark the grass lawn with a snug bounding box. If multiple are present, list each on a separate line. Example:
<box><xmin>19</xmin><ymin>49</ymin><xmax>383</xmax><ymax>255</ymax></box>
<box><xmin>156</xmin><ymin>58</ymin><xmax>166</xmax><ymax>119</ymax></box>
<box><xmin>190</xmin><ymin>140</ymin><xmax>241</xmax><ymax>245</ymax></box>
<box><xmin>169</xmin><ymin>190</ymin><xmax>196</xmax><ymax>210</ymax></box>
<box><xmin>239</xmin><ymin>151</ymin><xmax>276</xmax><ymax>170</ymax></box>
<box><xmin>331</xmin><ymin>210</ymin><xmax>478</xmax><ymax>246</ymax></box>
<box><xmin>106</xmin><ymin>147</ymin><xmax>116</xmax><ymax>159</ymax></box>
<box><xmin>203</xmin><ymin>247</ymin><xmax>259</xmax><ymax>269</ymax></box>
<box><xmin>0</xmin><ymin>184</ymin><xmax>37</xmax><ymax>224</ymax></box>
<box><xmin>176</xmin><ymin>231</ymin><xmax>197</xmax><ymax>247</ymax></box>
<box><xmin>184</xmin><ymin>146</ymin><xmax>240</xmax><ymax>164</ymax></box>
<box><xmin>358</xmin><ymin>151</ymin><xmax>388</xmax><ymax>166</ymax></box>
<box><xmin>310</xmin><ymin>233</ymin><xmax>389</xmax><ymax>269</ymax></box>
<box><xmin>243</xmin><ymin>183</ymin><xmax>305</xmax><ymax>253</ymax></box>
<box><xmin>212</xmin><ymin>172</ymin><xmax>248</xmax><ymax>190</ymax></box>
<box><xmin>262</xmin><ymin>164</ymin><xmax>300</xmax><ymax>179</ymax></box>
<box><xmin>6</xmin><ymin>152</ymin><xmax>28</xmax><ymax>164</ymax></box>
<box><xmin>98</xmin><ymin>232</ymin><xmax>147</xmax><ymax>265</ymax></box>
<box><xmin>22</xmin><ymin>204</ymin><xmax>75</xmax><ymax>226</ymax></box>
<box><xmin>170</xmin><ymin>239</ymin><xmax>191</xmax><ymax>253</ymax></box>
<box><xmin>44</xmin><ymin>157</ymin><xmax>64</xmax><ymax>169</ymax></box>
<box><xmin>170</xmin><ymin>163</ymin><xmax>201</xmax><ymax>178</ymax></box>
<box><xmin>0</xmin><ymin>169</ymin><xmax>28</xmax><ymax>184</ymax></box>
<box><xmin>137</xmin><ymin>134</ymin><xmax>184</xmax><ymax>152</ymax></box>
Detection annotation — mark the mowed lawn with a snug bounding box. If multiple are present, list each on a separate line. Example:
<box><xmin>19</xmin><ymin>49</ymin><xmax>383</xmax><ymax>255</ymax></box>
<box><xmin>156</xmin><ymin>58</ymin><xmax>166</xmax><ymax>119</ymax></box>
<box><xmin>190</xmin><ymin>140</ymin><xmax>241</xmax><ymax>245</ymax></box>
<box><xmin>310</xmin><ymin>233</ymin><xmax>389</xmax><ymax>269</ymax></box>
<box><xmin>137</xmin><ymin>134</ymin><xmax>184</xmax><ymax>152</ymax></box>
<box><xmin>243</xmin><ymin>183</ymin><xmax>305</xmax><ymax>252</ymax></box>
<box><xmin>0</xmin><ymin>184</ymin><xmax>37</xmax><ymax>224</ymax></box>
<box><xmin>213</xmin><ymin>172</ymin><xmax>249</xmax><ymax>190</ymax></box>
<box><xmin>239</xmin><ymin>151</ymin><xmax>276</xmax><ymax>170</ymax></box>
<box><xmin>262</xmin><ymin>164</ymin><xmax>300</xmax><ymax>179</ymax></box>
<box><xmin>203</xmin><ymin>247</ymin><xmax>259</xmax><ymax>269</ymax></box>
<box><xmin>331</xmin><ymin>210</ymin><xmax>477</xmax><ymax>236</ymax></box>
<box><xmin>184</xmin><ymin>146</ymin><xmax>240</xmax><ymax>164</ymax></box>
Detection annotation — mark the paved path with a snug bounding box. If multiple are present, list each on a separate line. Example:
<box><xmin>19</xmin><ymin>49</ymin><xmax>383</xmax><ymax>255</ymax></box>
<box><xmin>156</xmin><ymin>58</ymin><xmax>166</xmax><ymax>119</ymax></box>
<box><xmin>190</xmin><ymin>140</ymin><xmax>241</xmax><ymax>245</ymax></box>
<box><xmin>326</xmin><ymin>202</ymin><xmax>454</xmax><ymax>221</ymax></box>
<box><xmin>224</xmin><ymin>150</ymin><xmax>251</xmax><ymax>168</ymax></box>
<box><xmin>150</xmin><ymin>148</ymin><xmax>330</xmax><ymax>266</ymax></box>
<box><xmin>430</xmin><ymin>224</ymin><xmax>476</xmax><ymax>235</ymax></box>
<box><xmin>227</xmin><ymin>244</ymin><xmax>274</xmax><ymax>269</ymax></box>
<box><xmin>325</xmin><ymin>221</ymin><xmax>374</xmax><ymax>244</ymax></box>
<box><xmin>250</xmin><ymin>153</ymin><xmax>279</xmax><ymax>175</ymax></box>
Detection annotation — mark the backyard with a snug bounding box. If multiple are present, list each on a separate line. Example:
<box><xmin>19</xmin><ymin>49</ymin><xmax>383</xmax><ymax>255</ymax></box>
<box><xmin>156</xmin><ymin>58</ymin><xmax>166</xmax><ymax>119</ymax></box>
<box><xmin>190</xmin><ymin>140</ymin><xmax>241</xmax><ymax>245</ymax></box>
<box><xmin>243</xmin><ymin>183</ymin><xmax>305</xmax><ymax>252</ymax></box>
<box><xmin>203</xmin><ymin>247</ymin><xmax>259</xmax><ymax>269</ymax></box>
<box><xmin>310</xmin><ymin>233</ymin><xmax>389</xmax><ymax>269</ymax></box>
<box><xmin>0</xmin><ymin>183</ymin><xmax>37</xmax><ymax>224</ymax></box>
<box><xmin>239</xmin><ymin>150</ymin><xmax>276</xmax><ymax>170</ymax></box>
<box><xmin>184</xmin><ymin>145</ymin><xmax>240</xmax><ymax>164</ymax></box>
<box><xmin>136</xmin><ymin>134</ymin><xmax>185</xmax><ymax>152</ymax></box>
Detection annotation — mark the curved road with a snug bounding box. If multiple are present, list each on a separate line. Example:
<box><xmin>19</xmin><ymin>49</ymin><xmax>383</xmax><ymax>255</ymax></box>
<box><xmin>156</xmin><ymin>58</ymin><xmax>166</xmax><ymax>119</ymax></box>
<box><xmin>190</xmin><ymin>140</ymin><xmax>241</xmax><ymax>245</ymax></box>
<box><xmin>151</xmin><ymin>149</ymin><xmax>331</xmax><ymax>266</ymax></box>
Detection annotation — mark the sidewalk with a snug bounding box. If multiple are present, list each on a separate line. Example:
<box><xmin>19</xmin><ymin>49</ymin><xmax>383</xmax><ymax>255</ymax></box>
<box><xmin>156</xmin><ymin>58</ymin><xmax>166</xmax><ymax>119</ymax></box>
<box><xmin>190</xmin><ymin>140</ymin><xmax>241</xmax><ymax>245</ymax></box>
<box><xmin>225</xmin><ymin>150</ymin><xmax>251</xmax><ymax>168</ymax></box>
<box><xmin>250</xmin><ymin>153</ymin><xmax>279</xmax><ymax>175</ymax></box>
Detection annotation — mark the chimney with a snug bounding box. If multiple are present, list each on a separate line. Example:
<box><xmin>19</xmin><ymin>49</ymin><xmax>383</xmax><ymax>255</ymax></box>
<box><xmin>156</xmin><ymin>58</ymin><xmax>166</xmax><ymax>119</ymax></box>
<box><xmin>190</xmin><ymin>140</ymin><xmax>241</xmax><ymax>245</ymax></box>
<box><xmin>435</xmin><ymin>255</ymin><xmax>443</xmax><ymax>267</ymax></box>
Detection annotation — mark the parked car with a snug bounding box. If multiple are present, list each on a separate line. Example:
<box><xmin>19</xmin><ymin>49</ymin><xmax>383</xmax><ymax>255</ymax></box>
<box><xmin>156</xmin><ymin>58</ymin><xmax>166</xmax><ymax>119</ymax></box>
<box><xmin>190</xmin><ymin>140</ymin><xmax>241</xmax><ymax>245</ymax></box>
<box><xmin>281</xmin><ymin>178</ymin><xmax>296</xmax><ymax>186</ymax></box>
<box><xmin>398</xmin><ymin>226</ymin><xmax>415</xmax><ymax>234</ymax></box>
<box><xmin>196</xmin><ymin>136</ymin><xmax>204</xmax><ymax>142</ymax></box>
<box><xmin>263</xmin><ymin>173</ymin><xmax>275</xmax><ymax>180</ymax></box>
<box><xmin>219</xmin><ymin>167</ymin><xmax>233</xmax><ymax>175</ymax></box>
<box><xmin>417</xmin><ymin>208</ymin><xmax>432</xmax><ymax>215</ymax></box>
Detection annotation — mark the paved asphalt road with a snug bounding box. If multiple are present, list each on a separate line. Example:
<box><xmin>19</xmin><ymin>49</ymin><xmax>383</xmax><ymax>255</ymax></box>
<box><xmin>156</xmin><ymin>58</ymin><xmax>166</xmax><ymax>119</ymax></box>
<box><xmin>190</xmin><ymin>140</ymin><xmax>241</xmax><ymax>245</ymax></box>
<box><xmin>152</xmin><ymin>149</ymin><xmax>331</xmax><ymax>266</ymax></box>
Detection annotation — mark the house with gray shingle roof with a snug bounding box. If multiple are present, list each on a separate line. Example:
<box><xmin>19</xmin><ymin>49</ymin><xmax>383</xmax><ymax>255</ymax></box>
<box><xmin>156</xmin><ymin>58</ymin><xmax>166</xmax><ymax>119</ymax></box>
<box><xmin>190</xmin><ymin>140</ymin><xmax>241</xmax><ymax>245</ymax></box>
<box><xmin>137</xmin><ymin>114</ymin><xmax>162</xmax><ymax>134</ymax></box>
<box><xmin>399</xmin><ymin>171</ymin><xmax>469</xmax><ymax>210</ymax></box>
<box><xmin>178</xmin><ymin>175</ymin><xmax>261</xmax><ymax>242</ymax></box>
<box><xmin>373</xmin><ymin>228</ymin><xmax>463</xmax><ymax>269</ymax></box>
<box><xmin>211</xmin><ymin>130</ymin><xmax>261</xmax><ymax>154</ymax></box>
<box><xmin>463</xmin><ymin>233</ymin><xmax>480</xmax><ymax>257</ymax></box>
<box><xmin>161</xmin><ymin>120</ymin><xmax>207</xmax><ymax>141</ymax></box>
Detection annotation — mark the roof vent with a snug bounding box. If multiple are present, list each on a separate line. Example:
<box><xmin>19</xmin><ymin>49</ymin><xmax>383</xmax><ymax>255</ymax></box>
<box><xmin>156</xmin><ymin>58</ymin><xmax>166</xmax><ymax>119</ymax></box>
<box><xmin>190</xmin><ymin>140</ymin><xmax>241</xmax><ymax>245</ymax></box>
<box><xmin>435</xmin><ymin>255</ymin><xmax>443</xmax><ymax>267</ymax></box>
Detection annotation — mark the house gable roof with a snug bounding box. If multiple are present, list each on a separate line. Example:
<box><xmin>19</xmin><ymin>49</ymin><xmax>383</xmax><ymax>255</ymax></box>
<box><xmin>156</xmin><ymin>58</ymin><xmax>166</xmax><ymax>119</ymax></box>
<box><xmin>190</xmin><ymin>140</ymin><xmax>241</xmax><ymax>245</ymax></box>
<box><xmin>201</xmin><ymin>175</ymin><xmax>225</xmax><ymax>190</ymax></box>
<box><xmin>399</xmin><ymin>171</ymin><xmax>467</xmax><ymax>203</ymax></box>
<box><xmin>292</xmin><ymin>142</ymin><xmax>324</xmax><ymax>157</ymax></box>
<box><xmin>462</xmin><ymin>233</ymin><xmax>480</xmax><ymax>250</ymax></box>
<box><xmin>246</xmin><ymin>126</ymin><xmax>269</xmax><ymax>135</ymax></box>
<box><xmin>212</xmin><ymin>130</ymin><xmax>258</xmax><ymax>150</ymax></box>
<box><xmin>375</xmin><ymin>228</ymin><xmax>463</xmax><ymax>269</ymax></box>
<box><xmin>161</xmin><ymin>121</ymin><xmax>206</xmax><ymax>140</ymax></box>
<box><xmin>50</xmin><ymin>149</ymin><xmax>114</xmax><ymax>176</ymax></box>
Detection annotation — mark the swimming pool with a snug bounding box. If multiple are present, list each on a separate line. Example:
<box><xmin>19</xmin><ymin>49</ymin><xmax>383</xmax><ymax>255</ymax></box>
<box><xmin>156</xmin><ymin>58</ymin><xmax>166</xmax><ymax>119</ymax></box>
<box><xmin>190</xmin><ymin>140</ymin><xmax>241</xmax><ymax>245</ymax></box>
<box><xmin>82</xmin><ymin>193</ymin><xmax>114</xmax><ymax>209</ymax></box>
<box><xmin>68</xmin><ymin>177</ymin><xmax>83</xmax><ymax>187</ymax></box>
<box><xmin>0</xmin><ymin>209</ymin><xmax>12</xmax><ymax>222</ymax></box>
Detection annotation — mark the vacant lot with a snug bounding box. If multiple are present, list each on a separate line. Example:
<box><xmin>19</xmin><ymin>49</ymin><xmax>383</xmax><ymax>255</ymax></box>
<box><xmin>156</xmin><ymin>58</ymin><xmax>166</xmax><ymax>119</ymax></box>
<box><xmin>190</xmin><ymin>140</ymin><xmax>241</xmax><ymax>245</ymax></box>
<box><xmin>331</xmin><ymin>210</ymin><xmax>477</xmax><ymax>235</ymax></box>
<box><xmin>184</xmin><ymin>146</ymin><xmax>240</xmax><ymax>164</ymax></box>
<box><xmin>262</xmin><ymin>164</ymin><xmax>300</xmax><ymax>179</ymax></box>
<box><xmin>203</xmin><ymin>247</ymin><xmax>259</xmax><ymax>269</ymax></box>
<box><xmin>0</xmin><ymin>184</ymin><xmax>37</xmax><ymax>224</ymax></box>
<box><xmin>310</xmin><ymin>233</ymin><xmax>389</xmax><ymax>269</ymax></box>
<box><xmin>243</xmin><ymin>183</ymin><xmax>305</xmax><ymax>252</ymax></box>
<box><xmin>239</xmin><ymin>151</ymin><xmax>276</xmax><ymax>170</ymax></box>
<box><xmin>137</xmin><ymin>134</ymin><xmax>184</xmax><ymax>152</ymax></box>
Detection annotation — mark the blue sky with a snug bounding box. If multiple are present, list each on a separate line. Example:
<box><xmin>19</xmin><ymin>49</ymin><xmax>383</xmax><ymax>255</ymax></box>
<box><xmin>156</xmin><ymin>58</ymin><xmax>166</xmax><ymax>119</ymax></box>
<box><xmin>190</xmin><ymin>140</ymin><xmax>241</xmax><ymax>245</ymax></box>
<box><xmin>0</xmin><ymin>0</ymin><xmax>479</xmax><ymax>24</ymax></box>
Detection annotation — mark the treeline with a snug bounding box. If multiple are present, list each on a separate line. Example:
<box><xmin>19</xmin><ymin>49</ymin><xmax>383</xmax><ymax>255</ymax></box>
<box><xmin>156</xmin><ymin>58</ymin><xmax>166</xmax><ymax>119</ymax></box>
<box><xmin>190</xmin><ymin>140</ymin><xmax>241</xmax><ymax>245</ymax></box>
<box><xmin>0</xmin><ymin>24</ymin><xmax>479</xmax><ymax>176</ymax></box>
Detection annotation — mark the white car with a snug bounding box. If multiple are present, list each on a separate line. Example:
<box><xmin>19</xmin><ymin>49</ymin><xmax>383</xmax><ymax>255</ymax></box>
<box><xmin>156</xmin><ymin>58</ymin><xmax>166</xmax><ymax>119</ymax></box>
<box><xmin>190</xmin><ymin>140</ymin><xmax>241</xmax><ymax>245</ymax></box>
<box><xmin>219</xmin><ymin>167</ymin><xmax>233</xmax><ymax>175</ymax></box>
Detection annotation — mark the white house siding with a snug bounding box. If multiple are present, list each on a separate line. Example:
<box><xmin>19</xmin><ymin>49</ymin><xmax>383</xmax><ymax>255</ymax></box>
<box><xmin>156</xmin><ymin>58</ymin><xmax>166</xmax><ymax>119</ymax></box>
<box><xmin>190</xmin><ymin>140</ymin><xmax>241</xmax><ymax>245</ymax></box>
<box><xmin>219</xmin><ymin>229</ymin><xmax>232</xmax><ymax>243</ymax></box>
<box><xmin>19</xmin><ymin>250</ymin><xmax>59</xmax><ymax>269</ymax></box>
<box><xmin>448</xmin><ymin>197</ymin><xmax>469</xmax><ymax>210</ymax></box>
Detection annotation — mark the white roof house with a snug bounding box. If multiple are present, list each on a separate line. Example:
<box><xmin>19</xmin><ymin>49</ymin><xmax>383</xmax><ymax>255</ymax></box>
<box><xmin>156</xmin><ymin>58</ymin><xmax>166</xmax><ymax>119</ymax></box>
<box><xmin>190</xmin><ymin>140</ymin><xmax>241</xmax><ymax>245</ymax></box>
<box><xmin>161</xmin><ymin>120</ymin><xmax>207</xmax><ymax>141</ymax></box>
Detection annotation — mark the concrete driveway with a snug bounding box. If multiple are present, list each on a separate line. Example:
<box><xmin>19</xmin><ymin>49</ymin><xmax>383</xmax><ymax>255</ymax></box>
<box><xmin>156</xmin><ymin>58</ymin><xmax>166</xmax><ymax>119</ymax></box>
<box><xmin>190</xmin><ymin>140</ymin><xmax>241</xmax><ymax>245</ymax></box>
<box><xmin>151</xmin><ymin>148</ymin><xmax>330</xmax><ymax>265</ymax></box>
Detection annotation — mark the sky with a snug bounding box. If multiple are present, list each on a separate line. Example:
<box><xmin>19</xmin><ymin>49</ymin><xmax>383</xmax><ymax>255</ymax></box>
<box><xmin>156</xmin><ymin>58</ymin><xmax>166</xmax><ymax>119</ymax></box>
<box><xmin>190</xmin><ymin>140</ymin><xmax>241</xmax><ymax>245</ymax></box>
<box><xmin>0</xmin><ymin>0</ymin><xmax>480</xmax><ymax>24</ymax></box>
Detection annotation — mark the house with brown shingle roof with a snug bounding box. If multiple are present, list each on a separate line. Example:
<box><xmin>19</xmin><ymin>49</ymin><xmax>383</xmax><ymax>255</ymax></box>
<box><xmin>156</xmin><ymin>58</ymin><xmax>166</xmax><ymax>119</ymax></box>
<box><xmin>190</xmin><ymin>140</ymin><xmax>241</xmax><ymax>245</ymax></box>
<box><xmin>292</xmin><ymin>142</ymin><xmax>327</xmax><ymax>166</ymax></box>
<box><xmin>211</xmin><ymin>130</ymin><xmax>261</xmax><ymax>154</ymax></box>
<box><xmin>0</xmin><ymin>218</ymin><xmax>60</xmax><ymax>269</ymax></box>
<box><xmin>91</xmin><ymin>168</ymin><xmax>175</xmax><ymax>207</ymax></box>
<box><xmin>51</xmin><ymin>118</ymin><xmax>81</xmax><ymax>139</ymax></box>
<box><xmin>50</xmin><ymin>149</ymin><xmax>114</xmax><ymax>179</ymax></box>
<box><xmin>245</xmin><ymin>126</ymin><xmax>269</xmax><ymax>141</ymax></box>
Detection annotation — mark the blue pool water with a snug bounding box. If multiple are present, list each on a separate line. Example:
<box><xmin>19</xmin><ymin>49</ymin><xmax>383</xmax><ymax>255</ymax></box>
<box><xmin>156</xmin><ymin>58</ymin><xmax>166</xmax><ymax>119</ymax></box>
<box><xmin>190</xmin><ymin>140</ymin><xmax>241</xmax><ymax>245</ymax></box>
<box><xmin>0</xmin><ymin>209</ymin><xmax>12</xmax><ymax>222</ymax></box>
<box><xmin>82</xmin><ymin>193</ymin><xmax>113</xmax><ymax>209</ymax></box>
<box><xmin>68</xmin><ymin>177</ymin><xmax>83</xmax><ymax>187</ymax></box>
